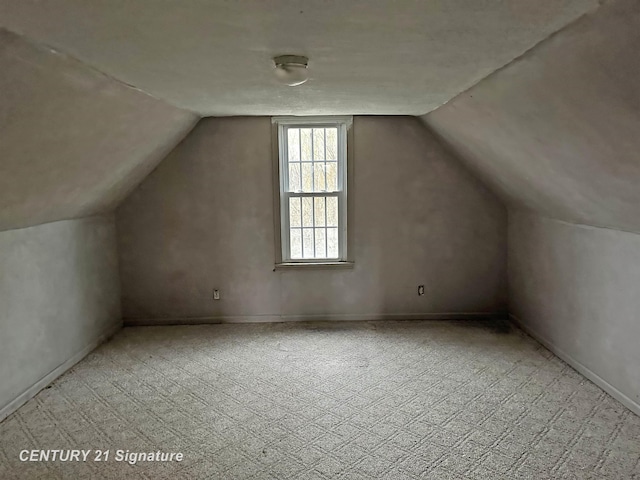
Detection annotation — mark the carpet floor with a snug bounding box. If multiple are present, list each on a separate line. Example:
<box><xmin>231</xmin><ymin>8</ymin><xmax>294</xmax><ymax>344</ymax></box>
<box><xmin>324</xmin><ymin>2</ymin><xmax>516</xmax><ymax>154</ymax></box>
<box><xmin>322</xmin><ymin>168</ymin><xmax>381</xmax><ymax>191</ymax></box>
<box><xmin>1</xmin><ymin>320</ymin><xmax>639</xmax><ymax>479</ymax></box>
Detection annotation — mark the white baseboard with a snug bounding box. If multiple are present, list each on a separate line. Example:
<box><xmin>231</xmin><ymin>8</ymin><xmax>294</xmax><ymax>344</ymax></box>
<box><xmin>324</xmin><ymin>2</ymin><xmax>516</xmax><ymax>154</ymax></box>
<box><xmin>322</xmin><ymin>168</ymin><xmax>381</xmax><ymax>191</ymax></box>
<box><xmin>510</xmin><ymin>314</ymin><xmax>640</xmax><ymax>417</ymax></box>
<box><xmin>125</xmin><ymin>311</ymin><xmax>505</xmax><ymax>326</ymax></box>
<box><xmin>0</xmin><ymin>321</ymin><xmax>122</xmax><ymax>422</ymax></box>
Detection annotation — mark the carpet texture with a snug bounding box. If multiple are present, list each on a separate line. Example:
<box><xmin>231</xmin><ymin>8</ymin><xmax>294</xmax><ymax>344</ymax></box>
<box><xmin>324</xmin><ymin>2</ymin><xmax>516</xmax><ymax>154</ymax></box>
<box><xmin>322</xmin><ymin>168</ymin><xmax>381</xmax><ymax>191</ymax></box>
<box><xmin>1</xmin><ymin>320</ymin><xmax>639</xmax><ymax>479</ymax></box>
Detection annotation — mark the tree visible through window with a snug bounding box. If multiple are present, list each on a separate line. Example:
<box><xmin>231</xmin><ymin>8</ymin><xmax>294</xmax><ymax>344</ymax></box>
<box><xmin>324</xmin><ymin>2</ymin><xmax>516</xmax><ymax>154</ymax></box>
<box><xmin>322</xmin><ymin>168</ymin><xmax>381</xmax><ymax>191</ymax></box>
<box><xmin>276</xmin><ymin>117</ymin><xmax>350</xmax><ymax>262</ymax></box>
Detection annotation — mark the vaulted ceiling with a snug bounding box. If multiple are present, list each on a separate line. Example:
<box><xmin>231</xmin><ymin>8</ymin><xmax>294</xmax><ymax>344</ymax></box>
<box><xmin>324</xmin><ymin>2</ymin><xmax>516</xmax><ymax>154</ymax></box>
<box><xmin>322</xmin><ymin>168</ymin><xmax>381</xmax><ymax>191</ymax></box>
<box><xmin>0</xmin><ymin>29</ymin><xmax>197</xmax><ymax>232</ymax></box>
<box><xmin>422</xmin><ymin>0</ymin><xmax>640</xmax><ymax>233</ymax></box>
<box><xmin>1</xmin><ymin>0</ymin><xmax>638</xmax><ymax>236</ymax></box>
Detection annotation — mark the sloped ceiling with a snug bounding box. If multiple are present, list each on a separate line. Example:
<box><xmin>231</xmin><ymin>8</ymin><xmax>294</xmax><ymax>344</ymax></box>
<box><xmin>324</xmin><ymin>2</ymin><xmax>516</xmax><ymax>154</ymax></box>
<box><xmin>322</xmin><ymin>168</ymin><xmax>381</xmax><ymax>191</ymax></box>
<box><xmin>0</xmin><ymin>29</ymin><xmax>199</xmax><ymax>232</ymax></box>
<box><xmin>0</xmin><ymin>0</ymin><xmax>597</xmax><ymax>116</ymax></box>
<box><xmin>422</xmin><ymin>0</ymin><xmax>640</xmax><ymax>233</ymax></box>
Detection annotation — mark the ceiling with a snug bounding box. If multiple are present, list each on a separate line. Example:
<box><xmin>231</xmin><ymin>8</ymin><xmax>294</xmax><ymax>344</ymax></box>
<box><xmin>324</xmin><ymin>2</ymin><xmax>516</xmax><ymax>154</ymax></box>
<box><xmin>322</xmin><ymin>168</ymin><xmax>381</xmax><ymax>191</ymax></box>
<box><xmin>422</xmin><ymin>0</ymin><xmax>640</xmax><ymax>234</ymax></box>
<box><xmin>0</xmin><ymin>0</ymin><xmax>598</xmax><ymax>116</ymax></box>
<box><xmin>0</xmin><ymin>29</ymin><xmax>197</xmax><ymax>232</ymax></box>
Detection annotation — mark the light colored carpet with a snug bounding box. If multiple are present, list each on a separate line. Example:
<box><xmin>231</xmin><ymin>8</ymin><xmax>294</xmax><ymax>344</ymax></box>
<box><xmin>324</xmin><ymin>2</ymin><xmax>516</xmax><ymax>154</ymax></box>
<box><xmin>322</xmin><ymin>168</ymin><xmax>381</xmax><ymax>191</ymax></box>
<box><xmin>1</xmin><ymin>320</ymin><xmax>639</xmax><ymax>479</ymax></box>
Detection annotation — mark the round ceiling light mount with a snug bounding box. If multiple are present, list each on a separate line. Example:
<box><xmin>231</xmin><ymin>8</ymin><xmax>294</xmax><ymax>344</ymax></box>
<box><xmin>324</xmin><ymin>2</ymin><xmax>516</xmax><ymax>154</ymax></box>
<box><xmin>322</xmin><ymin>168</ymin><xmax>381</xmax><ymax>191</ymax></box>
<box><xmin>273</xmin><ymin>55</ymin><xmax>309</xmax><ymax>86</ymax></box>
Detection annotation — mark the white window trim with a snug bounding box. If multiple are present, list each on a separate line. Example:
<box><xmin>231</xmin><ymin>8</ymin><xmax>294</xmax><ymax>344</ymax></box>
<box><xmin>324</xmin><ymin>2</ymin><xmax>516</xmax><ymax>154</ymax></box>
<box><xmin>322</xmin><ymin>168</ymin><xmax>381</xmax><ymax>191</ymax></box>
<box><xmin>273</xmin><ymin>116</ymin><xmax>353</xmax><ymax>266</ymax></box>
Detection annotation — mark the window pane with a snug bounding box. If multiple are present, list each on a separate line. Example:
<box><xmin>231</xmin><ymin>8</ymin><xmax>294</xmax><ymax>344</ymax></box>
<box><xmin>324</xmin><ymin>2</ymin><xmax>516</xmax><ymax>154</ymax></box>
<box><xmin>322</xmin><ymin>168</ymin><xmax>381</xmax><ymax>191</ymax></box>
<box><xmin>300</xmin><ymin>128</ymin><xmax>312</xmax><ymax>161</ymax></box>
<box><xmin>315</xmin><ymin>228</ymin><xmax>326</xmax><ymax>258</ymax></box>
<box><xmin>327</xmin><ymin>228</ymin><xmax>339</xmax><ymax>258</ymax></box>
<box><xmin>287</xmin><ymin>128</ymin><xmax>300</xmax><ymax>162</ymax></box>
<box><xmin>313</xmin><ymin>163</ymin><xmax>325</xmax><ymax>191</ymax></box>
<box><xmin>278</xmin><ymin>120</ymin><xmax>347</xmax><ymax>262</ymax></box>
<box><xmin>314</xmin><ymin>197</ymin><xmax>325</xmax><ymax>227</ymax></box>
<box><xmin>288</xmin><ymin>163</ymin><xmax>301</xmax><ymax>192</ymax></box>
<box><xmin>326</xmin><ymin>128</ymin><xmax>337</xmax><ymax>160</ymax></box>
<box><xmin>326</xmin><ymin>196</ymin><xmax>338</xmax><ymax>227</ymax></box>
<box><xmin>289</xmin><ymin>197</ymin><xmax>301</xmax><ymax>227</ymax></box>
<box><xmin>290</xmin><ymin>228</ymin><xmax>302</xmax><ymax>259</ymax></box>
<box><xmin>325</xmin><ymin>162</ymin><xmax>337</xmax><ymax>191</ymax></box>
<box><xmin>301</xmin><ymin>163</ymin><xmax>313</xmax><ymax>192</ymax></box>
<box><xmin>301</xmin><ymin>197</ymin><xmax>313</xmax><ymax>227</ymax></box>
<box><xmin>313</xmin><ymin>128</ymin><xmax>325</xmax><ymax>161</ymax></box>
<box><xmin>303</xmin><ymin>228</ymin><xmax>314</xmax><ymax>258</ymax></box>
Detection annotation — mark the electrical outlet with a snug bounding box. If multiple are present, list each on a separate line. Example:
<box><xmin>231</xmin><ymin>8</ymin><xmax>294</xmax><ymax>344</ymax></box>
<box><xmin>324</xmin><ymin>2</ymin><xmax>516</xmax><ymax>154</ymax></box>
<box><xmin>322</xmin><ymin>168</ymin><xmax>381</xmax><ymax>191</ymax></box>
<box><xmin>418</xmin><ymin>285</ymin><xmax>425</xmax><ymax>296</ymax></box>
<box><xmin>213</xmin><ymin>289</ymin><xmax>220</xmax><ymax>300</ymax></box>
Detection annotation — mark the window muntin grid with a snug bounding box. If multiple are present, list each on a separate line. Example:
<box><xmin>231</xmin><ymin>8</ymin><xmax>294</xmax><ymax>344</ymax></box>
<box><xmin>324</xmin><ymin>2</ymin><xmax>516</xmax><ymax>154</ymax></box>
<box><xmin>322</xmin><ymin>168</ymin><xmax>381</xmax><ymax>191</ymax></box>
<box><xmin>277</xmin><ymin>119</ymin><xmax>348</xmax><ymax>262</ymax></box>
<box><xmin>288</xmin><ymin>196</ymin><xmax>339</xmax><ymax>259</ymax></box>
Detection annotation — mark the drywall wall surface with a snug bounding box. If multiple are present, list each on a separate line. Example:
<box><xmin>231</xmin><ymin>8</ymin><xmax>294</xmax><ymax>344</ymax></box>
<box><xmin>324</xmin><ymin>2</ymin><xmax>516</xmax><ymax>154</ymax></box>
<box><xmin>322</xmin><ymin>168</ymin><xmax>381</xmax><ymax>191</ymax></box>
<box><xmin>422</xmin><ymin>0</ymin><xmax>640</xmax><ymax>233</ymax></box>
<box><xmin>0</xmin><ymin>28</ymin><xmax>198</xmax><ymax>232</ymax></box>
<box><xmin>0</xmin><ymin>0</ymin><xmax>596</xmax><ymax>115</ymax></box>
<box><xmin>117</xmin><ymin>116</ymin><xmax>507</xmax><ymax>322</ymax></box>
<box><xmin>509</xmin><ymin>211</ymin><xmax>640</xmax><ymax>409</ymax></box>
<box><xmin>0</xmin><ymin>215</ymin><xmax>121</xmax><ymax>415</ymax></box>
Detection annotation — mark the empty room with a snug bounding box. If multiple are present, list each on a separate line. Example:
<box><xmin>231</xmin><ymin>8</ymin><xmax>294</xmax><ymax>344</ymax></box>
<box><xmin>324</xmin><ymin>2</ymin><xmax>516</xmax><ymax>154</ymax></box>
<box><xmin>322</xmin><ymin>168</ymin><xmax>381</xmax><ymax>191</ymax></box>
<box><xmin>1</xmin><ymin>0</ymin><xmax>639</xmax><ymax>478</ymax></box>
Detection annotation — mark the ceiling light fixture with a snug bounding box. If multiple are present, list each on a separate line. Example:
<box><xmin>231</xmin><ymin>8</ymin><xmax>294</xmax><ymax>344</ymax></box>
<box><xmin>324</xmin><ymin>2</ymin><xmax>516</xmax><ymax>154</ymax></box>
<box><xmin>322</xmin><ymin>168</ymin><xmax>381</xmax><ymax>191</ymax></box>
<box><xmin>273</xmin><ymin>55</ymin><xmax>309</xmax><ymax>86</ymax></box>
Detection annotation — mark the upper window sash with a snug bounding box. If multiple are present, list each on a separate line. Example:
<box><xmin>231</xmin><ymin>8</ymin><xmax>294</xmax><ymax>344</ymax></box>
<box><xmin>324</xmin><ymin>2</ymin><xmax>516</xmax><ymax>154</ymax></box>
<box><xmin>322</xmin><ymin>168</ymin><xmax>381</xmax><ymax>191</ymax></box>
<box><xmin>275</xmin><ymin>116</ymin><xmax>351</xmax><ymax>191</ymax></box>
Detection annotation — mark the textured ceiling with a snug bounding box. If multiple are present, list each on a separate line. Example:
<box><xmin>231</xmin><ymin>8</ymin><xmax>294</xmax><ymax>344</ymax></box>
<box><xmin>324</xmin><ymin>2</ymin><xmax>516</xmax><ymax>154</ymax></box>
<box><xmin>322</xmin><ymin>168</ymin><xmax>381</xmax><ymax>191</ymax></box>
<box><xmin>422</xmin><ymin>0</ymin><xmax>640</xmax><ymax>233</ymax></box>
<box><xmin>0</xmin><ymin>0</ymin><xmax>597</xmax><ymax>116</ymax></box>
<box><xmin>0</xmin><ymin>29</ymin><xmax>198</xmax><ymax>232</ymax></box>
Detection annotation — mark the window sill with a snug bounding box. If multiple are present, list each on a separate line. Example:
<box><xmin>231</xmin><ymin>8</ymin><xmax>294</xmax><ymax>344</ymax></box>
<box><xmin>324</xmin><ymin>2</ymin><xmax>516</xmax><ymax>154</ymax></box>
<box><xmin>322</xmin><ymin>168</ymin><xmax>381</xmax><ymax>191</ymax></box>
<box><xmin>274</xmin><ymin>261</ymin><xmax>354</xmax><ymax>271</ymax></box>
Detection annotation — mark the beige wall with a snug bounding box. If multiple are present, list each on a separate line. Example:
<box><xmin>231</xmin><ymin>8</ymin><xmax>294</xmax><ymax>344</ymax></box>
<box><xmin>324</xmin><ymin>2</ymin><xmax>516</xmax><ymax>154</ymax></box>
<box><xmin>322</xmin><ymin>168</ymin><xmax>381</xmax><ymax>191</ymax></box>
<box><xmin>509</xmin><ymin>211</ymin><xmax>640</xmax><ymax>414</ymax></box>
<box><xmin>117</xmin><ymin>116</ymin><xmax>506</xmax><ymax>323</ymax></box>
<box><xmin>0</xmin><ymin>215</ymin><xmax>121</xmax><ymax>419</ymax></box>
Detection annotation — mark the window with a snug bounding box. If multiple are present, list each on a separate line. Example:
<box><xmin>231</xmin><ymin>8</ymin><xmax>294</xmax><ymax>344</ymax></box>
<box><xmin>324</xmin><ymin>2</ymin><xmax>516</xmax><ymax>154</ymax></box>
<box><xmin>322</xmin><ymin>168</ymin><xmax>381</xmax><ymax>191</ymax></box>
<box><xmin>274</xmin><ymin>116</ymin><xmax>352</xmax><ymax>264</ymax></box>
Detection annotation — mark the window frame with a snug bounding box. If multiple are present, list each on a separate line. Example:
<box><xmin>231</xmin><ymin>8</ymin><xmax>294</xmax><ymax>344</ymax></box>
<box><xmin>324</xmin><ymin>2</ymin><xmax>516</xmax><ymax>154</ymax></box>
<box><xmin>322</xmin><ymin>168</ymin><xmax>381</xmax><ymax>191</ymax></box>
<box><xmin>272</xmin><ymin>116</ymin><xmax>353</xmax><ymax>267</ymax></box>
